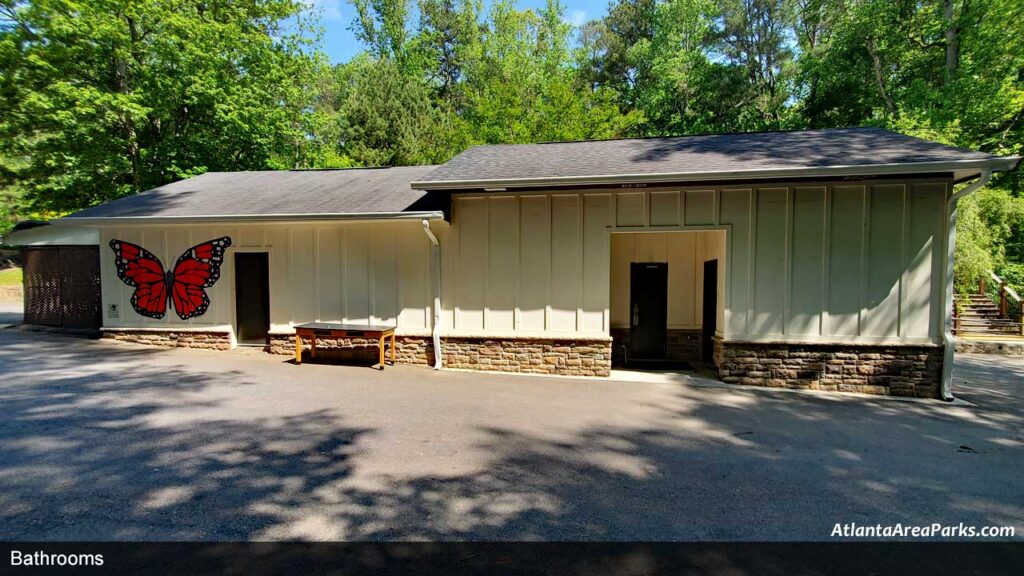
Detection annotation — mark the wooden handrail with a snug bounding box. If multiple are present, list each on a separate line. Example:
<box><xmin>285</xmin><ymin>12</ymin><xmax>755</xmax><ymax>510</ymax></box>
<box><xmin>989</xmin><ymin>270</ymin><xmax>1021</xmax><ymax>303</ymax></box>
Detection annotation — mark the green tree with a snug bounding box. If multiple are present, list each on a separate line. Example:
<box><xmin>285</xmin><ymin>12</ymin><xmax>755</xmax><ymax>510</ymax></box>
<box><xmin>635</xmin><ymin>0</ymin><xmax>744</xmax><ymax>134</ymax></box>
<box><xmin>335</xmin><ymin>56</ymin><xmax>465</xmax><ymax>166</ymax></box>
<box><xmin>350</xmin><ymin>0</ymin><xmax>413</xmax><ymax>66</ymax></box>
<box><xmin>0</xmin><ymin>0</ymin><xmax>320</xmax><ymax>216</ymax></box>
<box><xmin>416</xmin><ymin>0</ymin><xmax>483</xmax><ymax>106</ymax></box>
<box><xmin>460</xmin><ymin>0</ymin><xmax>640</xmax><ymax>143</ymax></box>
<box><xmin>715</xmin><ymin>0</ymin><xmax>797</xmax><ymax>128</ymax></box>
<box><xmin>577</xmin><ymin>0</ymin><xmax>658</xmax><ymax>115</ymax></box>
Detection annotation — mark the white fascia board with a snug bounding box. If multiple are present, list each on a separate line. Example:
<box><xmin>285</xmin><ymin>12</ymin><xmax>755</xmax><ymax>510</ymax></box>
<box><xmin>2</xmin><ymin>224</ymin><xmax>100</xmax><ymax>246</ymax></box>
<box><xmin>410</xmin><ymin>157</ymin><xmax>1022</xmax><ymax>191</ymax></box>
<box><xmin>51</xmin><ymin>211</ymin><xmax>446</xmax><ymax>226</ymax></box>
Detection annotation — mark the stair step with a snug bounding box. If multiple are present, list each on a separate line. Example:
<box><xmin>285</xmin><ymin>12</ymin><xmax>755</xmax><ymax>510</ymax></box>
<box><xmin>957</xmin><ymin>319</ymin><xmax>1020</xmax><ymax>325</ymax></box>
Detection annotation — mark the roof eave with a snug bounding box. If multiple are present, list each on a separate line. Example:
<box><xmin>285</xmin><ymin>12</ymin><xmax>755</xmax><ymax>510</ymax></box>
<box><xmin>410</xmin><ymin>157</ymin><xmax>1021</xmax><ymax>191</ymax></box>
<box><xmin>53</xmin><ymin>211</ymin><xmax>447</xmax><ymax>226</ymax></box>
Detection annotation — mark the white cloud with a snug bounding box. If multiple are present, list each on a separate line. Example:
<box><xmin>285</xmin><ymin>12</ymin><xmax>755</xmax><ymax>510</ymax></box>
<box><xmin>567</xmin><ymin>10</ymin><xmax>588</xmax><ymax>28</ymax></box>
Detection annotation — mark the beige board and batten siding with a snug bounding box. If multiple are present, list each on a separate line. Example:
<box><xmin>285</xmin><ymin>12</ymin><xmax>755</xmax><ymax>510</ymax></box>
<box><xmin>439</xmin><ymin>193</ymin><xmax>611</xmax><ymax>336</ymax></box>
<box><xmin>98</xmin><ymin>221</ymin><xmax>435</xmax><ymax>335</ymax></box>
<box><xmin>718</xmin><ymin>179</ymin><xmax>948</xmax><ymax>343</ymax></box>
<box><xmin>98</xmin><ymin>178</ymin><xmax>948</xmax><ymax>346</ymax></box>
<box><xmin>441</xmin><ymin>190</ymin><xmax>724</xmax><ymax>338</ymax></box>
<box><xmin>443</xmin><ymin>179</ymin><xmax>947</xmax><ymax>343</ymax></box>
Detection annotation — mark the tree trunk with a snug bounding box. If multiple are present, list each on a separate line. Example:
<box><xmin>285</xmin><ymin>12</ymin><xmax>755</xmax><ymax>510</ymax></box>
<box><xmin>944</xmin><ymin>0</ymin><xmax>960</xmax><ymax>83</ymax></box>
<box><xmin>865</xmin><ymin>37</ymin><xmax>896</xmax><ymax>116</ymax></box>
<box><xmin>114</xmin><ymin>15</ymin><xmax>142</xmax><ymax>191</ymax></box>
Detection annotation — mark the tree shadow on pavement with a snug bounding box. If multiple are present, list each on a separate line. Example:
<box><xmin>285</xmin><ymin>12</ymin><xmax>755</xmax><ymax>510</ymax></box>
<box><xmin>0</xmin><ymin>332</ymin><xmax>1021</xmax><ymax>542</ymax></box>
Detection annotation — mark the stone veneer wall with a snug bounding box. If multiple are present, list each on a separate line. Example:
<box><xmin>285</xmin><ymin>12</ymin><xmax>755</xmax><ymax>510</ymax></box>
<box><xmin>269</xmin><ymin>333</ymin><xmax>611</xmax><ymax>376</ymax></box>
<box><xmin>103</xmin><ymin>329</ymin><xmax>232</xmax><ymax>350</ymax></box>
<box><xmin>610</xmin><ymin>328</ymin><xmax>702</xmax><ymax>366</ymax></box>
<box><xmin>441</xmin><ymin>337</ymin><xmax>611</xmax><ymax>376</ymax></box>
<box><xmin>713</xmin><ymin>339</ymin><xmax>942</xmax><ymax>398</ymax></box>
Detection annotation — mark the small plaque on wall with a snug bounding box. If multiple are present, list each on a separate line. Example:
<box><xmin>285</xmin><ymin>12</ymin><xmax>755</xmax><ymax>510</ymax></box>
<box><xmin>107</xmin><ymin>304</ymin><xmax>119</xmax><ymax>319</ymax></box>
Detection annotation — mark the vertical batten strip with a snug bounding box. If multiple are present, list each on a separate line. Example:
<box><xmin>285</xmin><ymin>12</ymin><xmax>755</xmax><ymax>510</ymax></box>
<box><xmin>604</xmin><ymin>194</ymin><xmax>614</xmax><ymax>333</ymax></box>
<box><xmin>897</xmin><ymin>185</ymin><xmax>909</xmax><ymax>337</ymax></box>
<box><xmin>286</xmin><ymin>227</ymin><xmax>293</xmax><ymax>326</ymax></box>
<box><xmin>314</xmin><ymin>226</ymin><xmax>321</xmax><ymax>322</ymax></box>
<box><xmin>820</xmin><ymin>187</ymin><xmax>832</xmax><ymax>337</ymax></box>
<box><xmin>545</xmin><ymin>196</ymin><xmax>552</xmax><ymax>331</ymax></box>
<box><xmin>577</xmin><ymin>193</ymin><xmax>585</xmax><ymax>332</ymax></box>
<box><xmin>783</xmin><ymin>188</ymin><xmax>794</xmax><ymax>335</ymax></box>
<box><xmin>369</xmin><ymin>226</ymin><xmax>377</xmax><ymax>324</ymax></box>
<box><xmin>858</xmin><ymin>187</ymin><xmax>871</xmax><ymax>337</ymax></box>
<box><xmin>644</xmin><ymin>190</ymin><xmax>650</xmax><ymax>228</ymax></box>
<box><xmin>340</xmin><ymin>226</ymin><xmax>348</xmax><ymax>323</ymax></box>
<box><xmin>453</xmin><ymin>200</ymin><xmax>461</xmax><ymax>330</ymax></box>
<box><xmin>746</xmin><ymin>189</ymin><xmax>757</xmax><ymax>336</ymax></box>
<box><xmin>513</xmin><ymin>196</ymin><xmax>521</xmax><ymax>330</ymax></box>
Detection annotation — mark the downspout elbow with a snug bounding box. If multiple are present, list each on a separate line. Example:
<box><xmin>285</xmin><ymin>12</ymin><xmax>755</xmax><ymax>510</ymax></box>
<box><xmin>422</xmin><ymin>220</ymin><xmax>443</xmax><ymax>370</ymax></box>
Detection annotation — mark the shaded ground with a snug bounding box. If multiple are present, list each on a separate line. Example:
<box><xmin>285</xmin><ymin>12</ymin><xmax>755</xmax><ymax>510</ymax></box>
<box><xmin>0</xmin><ymin>301</ymin><xmax>20</xmax><ymax>326</ymax></box>
<box><xmin>0</xmin><ymin>329</ymin><xmax>1020</xmax><ymax>541</ymax></box>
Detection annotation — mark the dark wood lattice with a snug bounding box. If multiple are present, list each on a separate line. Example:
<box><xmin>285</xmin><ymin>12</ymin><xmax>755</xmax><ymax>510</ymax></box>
<box><xmin>22</xmin><ymin>246</ymin><xmax>101</xmax><ymax>329</ymax></box>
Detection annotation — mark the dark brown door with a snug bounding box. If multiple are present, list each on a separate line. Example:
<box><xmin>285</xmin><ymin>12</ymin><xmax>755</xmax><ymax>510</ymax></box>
<box><xmin>702</xmin><ymin>259</ymin><xmax>718</xmax><ymax>364</ymax></box>
<box><xmin>630</xmin><ymin>262</ymin><xmax>668</xmax><ymax>359</ymax></box>
<box><xmin>235</xmin><ymin>253</ymin><xmax>269</xmax><ymax>345</ymax></box>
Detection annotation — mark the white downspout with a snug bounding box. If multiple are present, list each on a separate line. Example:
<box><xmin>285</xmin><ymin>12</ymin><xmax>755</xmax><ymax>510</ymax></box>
<box><xmin>940</xmin><ymin>169</ymin><xmax>991</xmax><ymax>400</ymax></box>
<box><xmin>422</xmin><ymin>220</ymin><xmax>443</xmax><ymax>369</ymax></box>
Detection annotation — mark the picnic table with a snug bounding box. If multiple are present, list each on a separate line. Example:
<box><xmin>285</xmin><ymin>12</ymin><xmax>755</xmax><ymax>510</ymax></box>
<box><xmin>293</xmin><ymin>322</ymin><xmax>396</xmax><ymax>370</ymax></box>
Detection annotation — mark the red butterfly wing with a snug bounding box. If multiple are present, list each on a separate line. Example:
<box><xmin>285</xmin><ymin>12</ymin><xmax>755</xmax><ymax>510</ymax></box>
<box><xmin>109</xmin><ymin>239</ymin><xmax>168</xmax><ymax>319</ymax></box>
<box><xmin>170</xmin><ymin>237</ymin><xmax>232</xmax><ymax>320</ymax></box>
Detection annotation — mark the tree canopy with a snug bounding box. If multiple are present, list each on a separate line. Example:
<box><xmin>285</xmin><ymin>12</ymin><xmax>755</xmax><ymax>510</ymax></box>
<box><xmin>1</xmin><ymin>0</ymin><xmax>1022</xmax><ymax>290</ymax></box>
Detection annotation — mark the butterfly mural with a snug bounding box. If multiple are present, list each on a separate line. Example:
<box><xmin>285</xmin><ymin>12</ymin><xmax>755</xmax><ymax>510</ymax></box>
<box><xmin>109</xmin><ymin>237</ymin><xmax>232</xmax><ymax>320</ymax></box>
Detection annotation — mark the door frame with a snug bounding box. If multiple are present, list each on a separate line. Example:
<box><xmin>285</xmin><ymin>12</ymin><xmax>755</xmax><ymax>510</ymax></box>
<box><xmin>230</xmin><ymin>247</ymin><xmax>273</xmax><ymax>344</ymax></box>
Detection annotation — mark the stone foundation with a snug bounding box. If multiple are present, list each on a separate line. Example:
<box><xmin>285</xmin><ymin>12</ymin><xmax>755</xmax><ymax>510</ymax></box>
<box><xmin>610</xmin><ymin>328</ymin><xmax>702</xmax><ymax>366</ymax></box>
<box><xmin>270</xmin><ymin>333</ymin><xmax>611</xmax><ymax>376</ymax></box>
<box><xmin>103</xmin><ymin>329</ymin><xmax>232</xmax><ymax>350</ymax></box>
<box><xmin>713</xmin><ymin>339</ymin><xmax>942</xmax><ymax>398</ymax></box>
<box><xmin>441</xmin><ymin>337</ymin><xmax>611</xmax><ymax>376</ymax></box>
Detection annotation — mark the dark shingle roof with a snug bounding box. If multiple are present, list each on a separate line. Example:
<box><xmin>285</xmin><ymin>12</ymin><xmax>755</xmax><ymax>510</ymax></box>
<box><xmin>64</xmin><ymin>165</ymin><xmax>441</xmax><ymax>220</ymax></box>
<box><xmin>414</xmin><ymin>127</ymin><xmax>1007</xmax><ymax>188</ymax></box>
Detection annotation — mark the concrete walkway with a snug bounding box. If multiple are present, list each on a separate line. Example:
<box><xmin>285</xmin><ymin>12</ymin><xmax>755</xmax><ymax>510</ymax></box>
<box><xmin>0</xmin><ymin>328</ymin><xmax>1021</xmax><ymax>541</ymax></box>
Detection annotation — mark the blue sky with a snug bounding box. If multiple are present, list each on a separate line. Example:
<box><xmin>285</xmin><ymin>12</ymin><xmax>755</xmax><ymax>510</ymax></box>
<box><xmin>302</xmin><ymin>0</ymin><xmax>606</xmax><ymax>63</ymax></box>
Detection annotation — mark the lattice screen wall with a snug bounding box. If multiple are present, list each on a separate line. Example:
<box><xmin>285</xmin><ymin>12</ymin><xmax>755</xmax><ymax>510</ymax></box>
<box><xmin>22</xmin><ymin>246</ymin><xmax>101</xmax><ymax>329</ymax></box>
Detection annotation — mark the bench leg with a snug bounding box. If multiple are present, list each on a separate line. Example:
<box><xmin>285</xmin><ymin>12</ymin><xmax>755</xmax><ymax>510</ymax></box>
<box><xmin>311</xmin><ymin>333</ymin><xmax>316</xmax><ymax>359</ymax></box>
<box><xmin>295</xmin><ymin>334</ymin><xmax>302</xmax><ymax>364</ymax></box>
<box><xmin>378</xmin><ymin>335</ymin><xmax>385</xmax><ymax>370</ymax></box>
<box><xmin>390</xmin><ymin>332</ymin><xmax>397</xmax><ymax>365</ymax></box>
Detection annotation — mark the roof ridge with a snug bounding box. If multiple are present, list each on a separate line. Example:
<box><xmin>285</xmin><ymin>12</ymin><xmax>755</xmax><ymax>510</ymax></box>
<box><xmin>472</xmin><ymin>126</ymin><xmax>887</xmax><ymax>148</ymax></box>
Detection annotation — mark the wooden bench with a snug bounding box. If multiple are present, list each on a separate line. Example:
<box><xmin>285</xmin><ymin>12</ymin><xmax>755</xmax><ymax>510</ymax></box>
<box><xmin>293</xmin><ymin>322</ymin><xmax>396</xmax><ymax>370</ymax></box>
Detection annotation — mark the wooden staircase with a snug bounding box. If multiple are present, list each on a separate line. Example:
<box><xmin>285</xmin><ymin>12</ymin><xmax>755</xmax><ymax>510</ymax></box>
<box><xmin>954</xmin><ymin>272</ymin><xmax>1023</xmax><ymax>338</ymax></box>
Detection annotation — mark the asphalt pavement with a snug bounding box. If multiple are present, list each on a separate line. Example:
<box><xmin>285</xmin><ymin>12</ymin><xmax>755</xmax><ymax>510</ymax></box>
<box><xmin>0</xmin><ymin>328</ymin><xmax>1020</xmax><ymax>541</ymax></box>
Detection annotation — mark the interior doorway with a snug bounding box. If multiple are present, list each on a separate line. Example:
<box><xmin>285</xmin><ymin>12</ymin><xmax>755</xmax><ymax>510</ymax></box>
<box><xmin>234</xmin><ymin>252</ymin><xmax>269</xmax><ymax>345</ymax></box>
<box><xmin>609</xmin><ymin>230</ymin><xmax>726</xmax><ymax>371</ymax></box>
